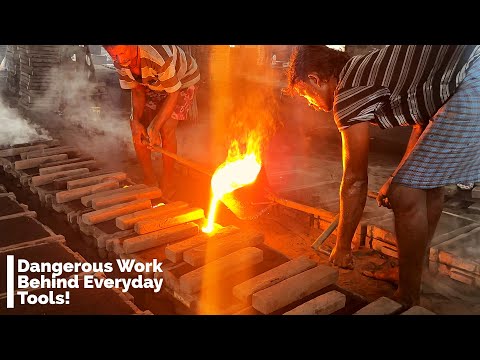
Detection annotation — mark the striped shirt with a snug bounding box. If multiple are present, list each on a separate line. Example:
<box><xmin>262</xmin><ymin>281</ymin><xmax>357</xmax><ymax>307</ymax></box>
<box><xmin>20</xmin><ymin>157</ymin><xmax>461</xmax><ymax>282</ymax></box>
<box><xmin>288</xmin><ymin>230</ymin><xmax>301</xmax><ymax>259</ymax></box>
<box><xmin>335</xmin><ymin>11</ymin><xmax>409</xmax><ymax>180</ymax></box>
<box><xmin>115</xmin><ymin>45</ymin><xmax>200</xmax><ymax>93</ymax></box>
<box><xmin>334</xmin><ymin>45</ymin><xmax>480</xmax><ymax>131</ymax></box>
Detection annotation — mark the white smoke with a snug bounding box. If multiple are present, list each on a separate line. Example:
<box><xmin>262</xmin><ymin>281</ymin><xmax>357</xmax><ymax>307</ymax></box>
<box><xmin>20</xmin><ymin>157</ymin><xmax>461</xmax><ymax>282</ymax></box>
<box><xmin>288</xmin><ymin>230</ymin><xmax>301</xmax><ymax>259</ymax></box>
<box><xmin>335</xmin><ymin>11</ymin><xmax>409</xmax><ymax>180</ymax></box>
<box><xmin>37</xmin><ymin>59</ymin><xmax>135</xmax><ymax>170</ymax></box>
<box><xmin>0</xmin><ymin>99</ymin><xmax>52</xmax><ymax>147</ymax></box>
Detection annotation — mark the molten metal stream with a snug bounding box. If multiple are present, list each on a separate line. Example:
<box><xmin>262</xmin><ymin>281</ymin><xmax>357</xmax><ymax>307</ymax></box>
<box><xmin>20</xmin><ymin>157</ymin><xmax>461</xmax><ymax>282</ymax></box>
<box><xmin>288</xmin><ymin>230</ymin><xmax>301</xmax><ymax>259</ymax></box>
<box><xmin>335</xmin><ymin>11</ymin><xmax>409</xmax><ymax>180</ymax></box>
<box><xmin>202</xmin><ymin>153</ymin><xmax>261</xmax><ymax>233</ymax></box>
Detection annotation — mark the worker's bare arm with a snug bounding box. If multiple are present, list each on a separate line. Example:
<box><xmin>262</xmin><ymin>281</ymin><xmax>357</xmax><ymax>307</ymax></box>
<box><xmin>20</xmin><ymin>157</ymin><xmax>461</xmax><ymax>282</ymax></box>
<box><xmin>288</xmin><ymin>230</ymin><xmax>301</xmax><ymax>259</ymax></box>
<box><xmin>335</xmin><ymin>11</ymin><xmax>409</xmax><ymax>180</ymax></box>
<box><xmin>130</xmin><ymin>86</ymin><xmax>148</xmax><ymax>144</ymax></box>
<box><xmin>330</xmin><ymin>121</ymin><xmax>370</xmax><ymax>269</ymax></box>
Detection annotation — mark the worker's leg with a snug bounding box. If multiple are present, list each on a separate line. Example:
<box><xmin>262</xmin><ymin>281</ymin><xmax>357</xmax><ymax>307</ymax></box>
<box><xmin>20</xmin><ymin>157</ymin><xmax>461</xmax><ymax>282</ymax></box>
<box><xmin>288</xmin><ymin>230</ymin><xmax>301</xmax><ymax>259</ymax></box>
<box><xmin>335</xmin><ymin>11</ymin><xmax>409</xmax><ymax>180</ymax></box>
<box><xmin>363</xmin><ymin>186</ymin><xmax>444</xmax><ymax>284</ymax></box>
<box><xmin>159</xmin><ymin>116</ymin><xmax>179</xmax><ymax>199</ymax></box>
<box><xmin>388</xmin><ymin>183</ymin><xmax>430</xmax><ymax>307</ymax></box>
<box><xmin>426</xmin><ymin>187</ymin><xmax>444</xmax><ymax>251</ymax></box>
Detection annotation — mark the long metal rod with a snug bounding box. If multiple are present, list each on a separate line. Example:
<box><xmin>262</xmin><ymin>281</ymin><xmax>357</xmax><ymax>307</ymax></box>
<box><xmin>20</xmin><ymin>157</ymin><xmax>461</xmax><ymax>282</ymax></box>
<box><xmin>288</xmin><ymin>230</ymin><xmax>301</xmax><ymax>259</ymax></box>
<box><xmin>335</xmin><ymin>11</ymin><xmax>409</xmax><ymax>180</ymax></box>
<box><xmin>311</xmin><ymin>191</ymin><xmax>379</xmax><ymax>251</ymax></box>
<box><xmin>148</xmin><ymin>144</ymin><xmax>347</xmax><ymax>219</ymax></box>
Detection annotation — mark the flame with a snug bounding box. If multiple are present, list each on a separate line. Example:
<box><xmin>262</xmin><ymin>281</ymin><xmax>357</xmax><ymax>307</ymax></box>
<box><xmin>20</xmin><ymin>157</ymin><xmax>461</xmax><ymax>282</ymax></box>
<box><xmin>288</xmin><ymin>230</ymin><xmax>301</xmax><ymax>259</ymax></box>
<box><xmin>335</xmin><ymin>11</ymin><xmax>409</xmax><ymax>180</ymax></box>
<box><xmin>202</xmin><ymin>135</ymin><xmax>262</xmax><ymax>233</ymax></box>
<box><xmin>123</xmin><ymin>185</ymin><xmax>130</xmax><ymax>188</ymax></box>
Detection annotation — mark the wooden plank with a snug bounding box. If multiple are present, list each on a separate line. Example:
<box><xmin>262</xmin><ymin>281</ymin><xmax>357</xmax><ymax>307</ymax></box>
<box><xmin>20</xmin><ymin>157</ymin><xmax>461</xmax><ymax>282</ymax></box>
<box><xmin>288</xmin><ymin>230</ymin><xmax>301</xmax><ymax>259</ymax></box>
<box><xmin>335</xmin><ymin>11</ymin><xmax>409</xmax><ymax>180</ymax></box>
<box><xmin>123</xmin><ymin>222</ymin><xmax>199</xmax><ymax>254</ymax></box>
<box><xmin>115</xmin><ymin>201</ymin><xmax>189</xmax><ymax>230</ymax></box>
<box><xmin>251</xmin><ymin>265</ymin><xmax>339</xmax><ymax>314</ymax></box>
<box><xmin>134</xmin><ymin>207</ymin><xmax>205</xmax><ymax>235</ymax></box>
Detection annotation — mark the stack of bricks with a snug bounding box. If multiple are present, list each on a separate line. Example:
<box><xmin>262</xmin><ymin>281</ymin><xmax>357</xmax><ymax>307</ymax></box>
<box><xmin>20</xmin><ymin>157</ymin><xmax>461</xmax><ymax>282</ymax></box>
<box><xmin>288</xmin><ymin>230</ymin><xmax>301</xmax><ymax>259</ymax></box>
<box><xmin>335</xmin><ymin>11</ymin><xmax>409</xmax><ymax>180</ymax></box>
<box><xmin>5</xmin><ymin>45</ymin><xmax>20</xmax><ymax>96</ymax></box>
<box><xmin>17</xmin><ymin>45</ymin><xmax>62</xmax><ymax>113</ymax></box>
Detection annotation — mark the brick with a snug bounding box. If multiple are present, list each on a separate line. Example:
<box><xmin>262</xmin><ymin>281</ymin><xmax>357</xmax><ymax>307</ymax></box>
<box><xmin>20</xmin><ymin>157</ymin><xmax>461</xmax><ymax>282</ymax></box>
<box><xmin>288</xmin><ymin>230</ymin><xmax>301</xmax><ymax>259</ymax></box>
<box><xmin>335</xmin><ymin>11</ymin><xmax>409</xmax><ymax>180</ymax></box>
<box><xmin>183</xmin><ymin>230</ymin><xmax>264</xmax><ymax>267</ymax></box>
<box><xmin>354</xmin><ymin>296</ymin><xmax>402</xmax><ymax>315</ymax></box>
<box><xmin>438</xmin><ymin>250</ymin><xmax>479</xmax><ymax>275</ymax></box>
<box><xmin>251</xmin><ymin>265</ymin><xmax>339</xmax><ymax>314</ymax></box>
<box><xmin>372</xmin><ymin>239</ymin><xmax>398</xmax><ymax>258</ymax></box>
<box><xmin>283</xmin><ymin>290</ymin><xmax>346</xmax><ymax>315</ymax></box>
<box><xmin>400</xmin><ymin>306</ymin><xmax>436</xmax><ymax>315</ymax></box>
<box><xmin>0</xmin><ymin>144</ymin><xmax>47</xmax><ymax>157</ymax></box>
<box><xmin>179</xmin><ymin>247</ymin><xmax>264</xmax><ymax>295</ymax></box>
<box><xmin>81</xmin><ymin>184</ymin><xmax>148</xmax><ymax>207</ymax></box>
<box><xmin>123</xmin><ymin>222</ymin><xmax>199</xmax><ymax>254</ymax></box>
<box><xmin>53</xmin><ymin>169</ymin><xmax>114</xmax><ymax>190</ymax></box>
<box><xmin>31</xmin><ymin>168</ymin><xmax>90</xmax><ymax>186</ymax></box>
<box><xmin>233</xmin><ymin>255</ymin><xmax>317</xmax><ymax>303</ymax></box>
<box><xmin>37</xmin><ymin>156</ymin><xmax>94</xmax><ymax>168</ymax></box>
<box><xmin>91</xmin><ymin>187</ymin><xmax>163</xmax><ymax>210</ymax></box>
<box><xmin>165</xmin><ymin>225</ymin><xmax>239</xmax><ymax>263</ymax></box>
<box><xmin>96</xmin><ymin>229</ymin><xmax>136</xmax><ymax>248</ymax></box>
<box><xmin>56</xmin><ymin>180</ymin><xmax>119</xmax><ymax>203</ymax></box>
<box><xmin>15</xmin><ymin>154</ymin><xmax>68</xmax><ymax>170</ymax></box>
<box><xmin>24</xmin><ymin>146</ymin><xmax>78</xmax><ymax>159</ymax></box>
<box><xmin>39</xmin><ymin>160</ymin><xmax>97</xmax><ymax>175</ymax></box>
<box><xmin>134</xmin><ymin>207</ymin><xmax>205</xmax><ymax>235</ymax></box>
<box><xmin>115</xmin><ymin>201</ymin><xmax>189</xmax><ymax>230</ymax></box>
<box><xmin>233</xmin><ymin>306</ymin><xmax>262</xmax><ymax>315</ymax></box>
<box><xmin>67</xmin><ymin>172</ymin><xmax>127</xmax><ymax>190</ymax></box>
<box><xmin>81</xmin><ymin>199</ymin><xmax>152</xmax><ymax>225</ymax></box>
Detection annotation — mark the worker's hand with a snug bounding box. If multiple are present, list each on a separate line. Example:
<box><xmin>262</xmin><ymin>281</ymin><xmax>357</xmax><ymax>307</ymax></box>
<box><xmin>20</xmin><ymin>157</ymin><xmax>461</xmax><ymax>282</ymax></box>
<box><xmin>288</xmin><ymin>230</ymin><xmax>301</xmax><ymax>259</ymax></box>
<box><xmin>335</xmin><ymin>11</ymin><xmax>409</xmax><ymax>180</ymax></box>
<box><xmin>147</xmin><ymin>124</ymin><xmax>162</xmax><ymax>148</ymax></box>
<box><xmin>376</xmin><ymin>176</ymin><xmax>393</xmax><ymax>209</ymax></box>
<box><xmin>329</xmin><ymin>245</ymin><xmax>354</xmax><ymax>270</ymax></box>
<box><xmin>130</xmin><ymin>120</ymin><xmax>148</xmax><ymax>146</ymax></box>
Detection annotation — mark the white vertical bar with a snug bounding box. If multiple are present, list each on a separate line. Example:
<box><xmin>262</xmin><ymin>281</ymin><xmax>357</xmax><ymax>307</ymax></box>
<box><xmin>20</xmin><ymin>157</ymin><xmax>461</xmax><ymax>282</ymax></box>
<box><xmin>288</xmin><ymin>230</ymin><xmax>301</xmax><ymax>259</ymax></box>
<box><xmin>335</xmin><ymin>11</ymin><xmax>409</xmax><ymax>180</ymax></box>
<box><xmin>7</xmin><ymin>255</ymin><xmax>14</xmax><ymax>309</ymax></box>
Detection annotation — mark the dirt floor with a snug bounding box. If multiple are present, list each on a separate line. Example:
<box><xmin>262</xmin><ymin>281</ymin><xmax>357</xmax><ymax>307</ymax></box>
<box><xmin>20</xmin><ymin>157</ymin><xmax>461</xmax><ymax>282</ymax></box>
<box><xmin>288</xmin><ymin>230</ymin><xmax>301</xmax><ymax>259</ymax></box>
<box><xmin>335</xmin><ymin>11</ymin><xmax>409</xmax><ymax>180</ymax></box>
<box><xmin>2</xmin><ymin>63</ymin><xmax>480</xmax><ymax>314</ymax></box>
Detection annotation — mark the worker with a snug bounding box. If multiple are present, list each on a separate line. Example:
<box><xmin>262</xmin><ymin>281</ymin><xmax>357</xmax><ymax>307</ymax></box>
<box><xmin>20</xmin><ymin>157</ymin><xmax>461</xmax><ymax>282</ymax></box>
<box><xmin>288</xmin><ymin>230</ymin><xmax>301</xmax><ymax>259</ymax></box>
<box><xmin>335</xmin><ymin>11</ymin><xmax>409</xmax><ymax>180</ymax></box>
<box><xmin>285</xmin><ymin>45</ymin><xmax>480</xmax><ymax>307</ymax></box>
<box><xmin>103</xmin><ymin>45</ymin><xmax>200</xmax><ymax>201</ymax></box>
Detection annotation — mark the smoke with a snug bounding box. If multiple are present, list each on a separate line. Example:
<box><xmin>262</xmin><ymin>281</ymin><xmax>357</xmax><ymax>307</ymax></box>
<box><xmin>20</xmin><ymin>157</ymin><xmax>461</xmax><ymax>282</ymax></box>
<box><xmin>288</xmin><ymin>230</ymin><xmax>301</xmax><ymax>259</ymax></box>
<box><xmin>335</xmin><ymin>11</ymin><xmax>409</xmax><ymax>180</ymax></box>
<box><xmin>221</xmin><ymin>85</ymin><xmax>280</xmax><ymax>168</ymax></box>
<box><xmin>208</xmin><ymin>45</ymin><xmax>283</xmax><ymax>166</ymax></box>
<box><xmin>37</xmin><ymin>60</ymin><xmax>135</xmax><ymax>171</ymax></box>
<box><xmin>0</xmin><ymin>99</ymin><xmax>52</xmax><ymax>147</ymax></box>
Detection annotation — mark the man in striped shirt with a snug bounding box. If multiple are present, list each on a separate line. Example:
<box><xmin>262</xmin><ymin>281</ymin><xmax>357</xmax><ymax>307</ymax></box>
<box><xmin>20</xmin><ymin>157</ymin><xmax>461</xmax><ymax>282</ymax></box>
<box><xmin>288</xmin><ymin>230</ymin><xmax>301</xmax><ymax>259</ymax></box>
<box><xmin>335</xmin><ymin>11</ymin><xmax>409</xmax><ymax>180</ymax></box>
<box><xmin>286</xmin><ymin>45</ymin><xmax>480</xmax><ymax>307</ymax></box>
<box><xmin>103</xmin><ymin>45</ymin><xmax>200</xmax><ymax>200</ymax></box>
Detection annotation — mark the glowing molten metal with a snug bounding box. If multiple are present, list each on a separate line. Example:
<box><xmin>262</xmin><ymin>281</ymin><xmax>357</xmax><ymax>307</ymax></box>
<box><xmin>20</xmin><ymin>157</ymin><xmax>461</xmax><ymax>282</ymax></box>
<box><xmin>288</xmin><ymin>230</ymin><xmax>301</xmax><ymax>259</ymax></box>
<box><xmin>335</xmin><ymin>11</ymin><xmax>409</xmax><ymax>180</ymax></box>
<box><xmin>202</xmin><ymin>139</ymin><xmax>262</xmax><ymax>233</ymax></box>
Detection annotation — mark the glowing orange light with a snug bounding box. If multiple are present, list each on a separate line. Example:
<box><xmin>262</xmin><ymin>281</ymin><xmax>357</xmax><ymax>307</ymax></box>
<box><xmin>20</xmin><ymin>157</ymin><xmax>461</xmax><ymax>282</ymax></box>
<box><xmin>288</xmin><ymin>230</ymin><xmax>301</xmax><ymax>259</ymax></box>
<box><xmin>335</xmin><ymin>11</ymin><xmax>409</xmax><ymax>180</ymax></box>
<box><xmin>202</xmin><ymin>135</ymin><xmax>262</xmax><ymax>233</ymax></box>
<box><xmin>123</xmin><ymin>185</ymin><xmax>130</xmax><ymax>188</ymax></box>
<box><xmin>152</xmin><ymin>203</ymin><xmax>165</xmax><ymax>208</ymax></box>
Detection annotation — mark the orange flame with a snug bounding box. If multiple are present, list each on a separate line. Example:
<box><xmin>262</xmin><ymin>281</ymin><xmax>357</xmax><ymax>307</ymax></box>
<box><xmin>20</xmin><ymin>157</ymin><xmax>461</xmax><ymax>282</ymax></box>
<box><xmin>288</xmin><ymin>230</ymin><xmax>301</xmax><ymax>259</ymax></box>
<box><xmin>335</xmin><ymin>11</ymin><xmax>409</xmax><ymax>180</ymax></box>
<box><xmin>202</xmin><ymin>134</ymin><xmax>262</xmax><ymax>233</ymax></box>
<box><xmin>123</xmin><ymin>185</ymin><xmax>130</xmax><ymax>188</ymax></box>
